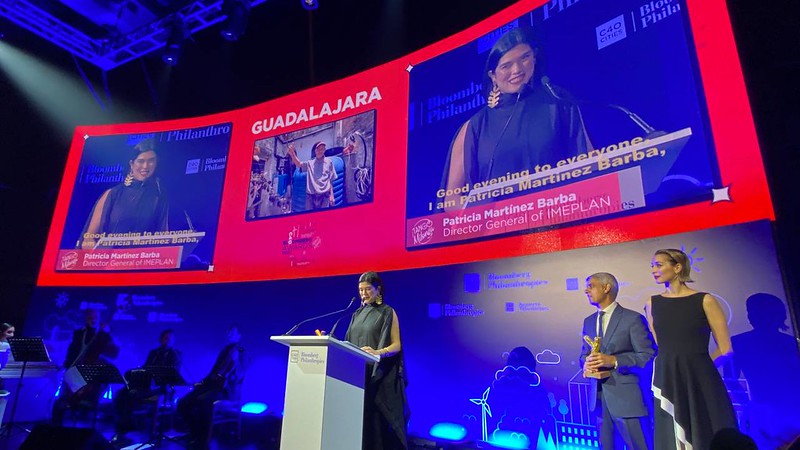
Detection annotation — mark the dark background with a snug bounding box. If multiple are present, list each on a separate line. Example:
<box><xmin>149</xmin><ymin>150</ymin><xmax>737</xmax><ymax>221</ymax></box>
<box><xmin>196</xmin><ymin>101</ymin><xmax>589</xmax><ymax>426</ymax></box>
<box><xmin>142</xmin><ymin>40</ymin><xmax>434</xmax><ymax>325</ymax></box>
<box><xmin>1</xmin><ymin>0</ymin><xmax>798</xmax><ymax>334</ymax></box>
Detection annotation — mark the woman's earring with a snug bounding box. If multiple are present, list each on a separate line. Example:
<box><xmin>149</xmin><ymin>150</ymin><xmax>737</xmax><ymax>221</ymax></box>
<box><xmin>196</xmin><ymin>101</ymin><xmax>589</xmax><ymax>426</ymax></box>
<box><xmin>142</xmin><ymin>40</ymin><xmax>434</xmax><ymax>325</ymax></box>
<box><xmin>124</xmin><ymin>171</ymin><xmax>134</xmax><ymax>186</ymax></box>
<box><xmin>487</xmin><ymin>82</ymin><xmax>501</xmax><ymax>108</ymax></box>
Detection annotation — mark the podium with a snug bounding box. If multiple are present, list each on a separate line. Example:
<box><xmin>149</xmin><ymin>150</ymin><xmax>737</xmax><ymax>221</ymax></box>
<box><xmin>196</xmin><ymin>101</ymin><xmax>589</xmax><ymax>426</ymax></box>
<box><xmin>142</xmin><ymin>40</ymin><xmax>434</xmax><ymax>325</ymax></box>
<box><xmin>271</xmin><ymin>335</ymin><xmax>379</xmax><ymax>450</ymax></box>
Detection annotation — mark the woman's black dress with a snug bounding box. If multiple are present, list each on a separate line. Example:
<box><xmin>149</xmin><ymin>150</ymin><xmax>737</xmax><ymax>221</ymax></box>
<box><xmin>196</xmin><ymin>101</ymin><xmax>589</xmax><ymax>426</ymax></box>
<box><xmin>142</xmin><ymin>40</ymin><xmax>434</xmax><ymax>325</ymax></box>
<box><xmin>345</xmin><ymin>302</ymin><xmax>409</xmax><ymax>450</ymax></box>
<box><xmin>651</xmin><ymin>292</ymin><xmax>738</xmax><ymax>450</ymax></box>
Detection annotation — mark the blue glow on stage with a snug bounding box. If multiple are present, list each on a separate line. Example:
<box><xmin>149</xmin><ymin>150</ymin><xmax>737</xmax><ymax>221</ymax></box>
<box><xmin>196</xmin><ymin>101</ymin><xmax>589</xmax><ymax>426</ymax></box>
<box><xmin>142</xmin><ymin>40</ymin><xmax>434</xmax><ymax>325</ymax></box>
<box><xmin>491</xmin><ymin>430</ymin><xmax>531</xmax><ymax>449</ymax></box>
<box><xmin>429</xmin><ymin>422</ymin><xmax>467</xmax><ymax>441</ymax></box>
<box><xmin>241</xmin><ymin>402</ymin><xmax>267</xmax><ymax>414</ymax></box>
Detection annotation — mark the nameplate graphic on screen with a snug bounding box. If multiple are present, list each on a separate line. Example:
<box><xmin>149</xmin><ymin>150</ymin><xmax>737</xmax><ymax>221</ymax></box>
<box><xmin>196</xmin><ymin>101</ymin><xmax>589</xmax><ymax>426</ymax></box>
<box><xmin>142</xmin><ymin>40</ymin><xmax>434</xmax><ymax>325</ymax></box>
<box><xmin>406</xmin><ymin>167</ymin><xmax>646</xmax><ymax>248</ymax></box>
<box><xmin>57</xmin><ymin>247</ymin><xmax>183</xmax><ymax>271</ymax></box>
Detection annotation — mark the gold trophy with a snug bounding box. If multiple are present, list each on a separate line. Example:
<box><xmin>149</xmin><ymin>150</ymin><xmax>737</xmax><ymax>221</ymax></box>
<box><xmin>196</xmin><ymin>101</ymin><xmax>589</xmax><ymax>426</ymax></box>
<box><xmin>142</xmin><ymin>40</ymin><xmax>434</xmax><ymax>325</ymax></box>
<box><xmin>583</xmin><ymin>335</ymin><xmax>611</xmax><ymax>379</ymax></box>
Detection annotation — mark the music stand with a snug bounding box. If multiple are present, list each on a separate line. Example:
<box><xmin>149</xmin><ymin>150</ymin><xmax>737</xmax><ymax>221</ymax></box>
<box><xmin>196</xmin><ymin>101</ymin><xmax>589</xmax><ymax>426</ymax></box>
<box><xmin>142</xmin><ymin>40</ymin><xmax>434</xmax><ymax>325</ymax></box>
<box><xmin>0</xmin><ymin>337</ymin><xmax>51</xmax><ymax>439</ymax></box>
<box><xmin>133</xmin><ymin>366</ymin><xmax>188</xmax><ymax>449</ymax></box>
<box><xmin>72</xmin><ymin>364</ymin><xmax>125</xmax><ymax>429</ymax></box>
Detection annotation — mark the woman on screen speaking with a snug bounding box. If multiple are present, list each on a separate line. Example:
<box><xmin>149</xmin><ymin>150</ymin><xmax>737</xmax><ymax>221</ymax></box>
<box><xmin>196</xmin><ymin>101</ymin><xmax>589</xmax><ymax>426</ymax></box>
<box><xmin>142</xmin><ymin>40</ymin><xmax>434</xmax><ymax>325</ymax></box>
<box><xmin>441</xmin><ymin>27</ymin><xmax>592</xmax><ymax>205</ymax></box>
<box><xmin>78</xmin><ymin>138</ymin><xmax>169</xmax><ymax>250</ymax></box>
<box><xmin>345</xmin><ymin>271</ymin><xmax>409</xmax><ymax>450</ymax></box>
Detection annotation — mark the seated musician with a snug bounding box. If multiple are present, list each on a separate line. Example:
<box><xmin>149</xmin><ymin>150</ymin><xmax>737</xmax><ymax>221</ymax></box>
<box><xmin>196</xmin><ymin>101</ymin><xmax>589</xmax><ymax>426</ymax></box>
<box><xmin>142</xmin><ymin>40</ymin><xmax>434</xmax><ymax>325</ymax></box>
<box><xmin>52</xmin><ymin>309</ymin><xmax>120</xmax><ymax>425</ymax></box>
<box><xmin>0</xmin><ymin>323</ymin><xmax>15</xmax><ymax>392</ymax></box>
<box><xmin>111</xmin><ymin>329</ymin><xmax>183</xmax><ymax>444</ymax></box>
<box><xmin>177</xmin><ymin>324</ymin><xmax>246</xmax><ymax>450</ymax></box>
<box><xmin>0</xmin><ymin>322</ymin><xmax>14</xmax><ymax>427</ymax></box>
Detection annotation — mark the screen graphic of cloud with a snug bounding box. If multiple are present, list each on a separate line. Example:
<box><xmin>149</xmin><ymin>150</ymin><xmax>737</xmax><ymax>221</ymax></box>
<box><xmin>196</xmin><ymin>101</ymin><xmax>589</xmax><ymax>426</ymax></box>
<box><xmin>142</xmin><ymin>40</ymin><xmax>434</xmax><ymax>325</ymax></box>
<box><xmin>494</xmin><ymin>366</ymin><xmax>541</xmax><ymax>388</ymax></box>
<box><xmin>536</xmin><ymin>349</ymin><xmax>561</xmax><ymax>365</ymax></box>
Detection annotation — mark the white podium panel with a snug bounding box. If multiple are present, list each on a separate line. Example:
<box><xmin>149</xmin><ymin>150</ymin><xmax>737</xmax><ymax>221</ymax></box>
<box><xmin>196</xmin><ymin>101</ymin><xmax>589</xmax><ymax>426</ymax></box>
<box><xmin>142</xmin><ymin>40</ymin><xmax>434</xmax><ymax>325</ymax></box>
<box><xmin>271</xmin><ymin>336</ymin><xmax>378</xmax><ymax>450</ymax></box>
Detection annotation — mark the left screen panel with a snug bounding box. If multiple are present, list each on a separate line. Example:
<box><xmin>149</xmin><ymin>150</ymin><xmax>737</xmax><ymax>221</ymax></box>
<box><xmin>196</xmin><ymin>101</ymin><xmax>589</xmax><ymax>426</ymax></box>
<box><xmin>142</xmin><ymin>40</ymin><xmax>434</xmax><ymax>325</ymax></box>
<box><xmin>54</xmin><ymin>124</ymin><xmax>232</xmax><ymax>272</ymax></box>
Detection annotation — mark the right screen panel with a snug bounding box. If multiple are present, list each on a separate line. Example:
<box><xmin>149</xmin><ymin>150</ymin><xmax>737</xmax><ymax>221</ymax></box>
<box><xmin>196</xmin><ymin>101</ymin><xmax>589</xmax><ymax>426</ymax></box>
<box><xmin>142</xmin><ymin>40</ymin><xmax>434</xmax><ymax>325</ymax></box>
<box><xmin>406</xmin><ymin>0</ymin><xmax>718</xmax><ymax>248</ymax></box>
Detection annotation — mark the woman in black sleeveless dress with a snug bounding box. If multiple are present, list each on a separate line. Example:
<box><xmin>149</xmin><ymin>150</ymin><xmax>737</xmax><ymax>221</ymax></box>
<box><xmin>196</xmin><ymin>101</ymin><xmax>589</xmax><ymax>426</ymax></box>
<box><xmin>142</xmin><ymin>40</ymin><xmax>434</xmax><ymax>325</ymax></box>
<box><xmin>345</xmin><ymin>271</ymin><xmax>410</xmax><ymax>449</ymax></box>
<box><xmin>645</xmin><ymin>249</ymin><xmax>738</xmax><ymax>450</ymax></box>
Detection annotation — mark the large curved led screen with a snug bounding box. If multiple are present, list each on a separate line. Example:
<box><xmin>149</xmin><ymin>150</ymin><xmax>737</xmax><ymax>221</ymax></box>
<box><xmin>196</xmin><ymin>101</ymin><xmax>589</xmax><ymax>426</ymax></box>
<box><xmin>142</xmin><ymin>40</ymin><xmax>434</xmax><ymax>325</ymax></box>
<box><xmin>38</xmin><ymin>0</ymin><xmax>772</xmax><ymax>286</ymax></box>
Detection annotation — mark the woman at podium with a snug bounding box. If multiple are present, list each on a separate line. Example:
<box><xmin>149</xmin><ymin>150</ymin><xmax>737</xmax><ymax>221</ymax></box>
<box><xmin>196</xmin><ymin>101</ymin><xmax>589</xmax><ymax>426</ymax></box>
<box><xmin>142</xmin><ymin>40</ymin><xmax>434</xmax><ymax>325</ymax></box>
<box><xmin>345</xmin><ymin>271</ymin><xmax>409</xmax><ymax>450</ymax></box>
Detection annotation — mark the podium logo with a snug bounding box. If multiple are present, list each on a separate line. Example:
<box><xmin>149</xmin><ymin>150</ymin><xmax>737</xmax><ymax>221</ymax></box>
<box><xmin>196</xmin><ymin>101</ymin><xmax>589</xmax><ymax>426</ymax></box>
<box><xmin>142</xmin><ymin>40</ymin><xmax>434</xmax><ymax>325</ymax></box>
<box><xmin>596</xmin><ymin>15</ymin><xmax>627</xmax><ymax>50</ymax></box>
<box><xmin>290</xmin><ymin>350</ymin><xmax>299</xmax><ymax>363</ymax></box>
<box><xmin>464</xmin><ymin>273</ymin><xmax>481</xmax><ymax>293</ymax></box>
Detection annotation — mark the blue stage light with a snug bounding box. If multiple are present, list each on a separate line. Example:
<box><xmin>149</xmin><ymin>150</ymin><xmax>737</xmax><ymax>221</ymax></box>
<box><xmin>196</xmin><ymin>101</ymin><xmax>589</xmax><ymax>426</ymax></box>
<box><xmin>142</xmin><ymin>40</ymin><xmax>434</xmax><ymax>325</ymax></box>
<box><xmin>429</xmin><ymin>422</ymin><xmax>467</xmax><ymax>441</ymax></box>
<box><xmin>162</xmin><ymin>14</ymin><xmax>188</xmax><ymax>66</ymax></box>
<box><xmin>302</xmin><ymin>0</ymin><xmax>318</xmax><ymax>11</ymax></box>
<box><xmin>220</xmin><ymin>0</ymin><xmax>251</xmax><ymax>41</ymax></box>
<box><xmin>241</xmin><ymin>402</ymin><xmax>268</xmax><ymax>414</ymax></box>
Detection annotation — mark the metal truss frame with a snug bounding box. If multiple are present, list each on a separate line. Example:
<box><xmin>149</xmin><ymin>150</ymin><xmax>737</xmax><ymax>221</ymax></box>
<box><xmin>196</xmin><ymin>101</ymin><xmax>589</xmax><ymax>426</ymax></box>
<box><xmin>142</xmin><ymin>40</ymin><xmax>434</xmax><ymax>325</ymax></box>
<box><xmin>0</xmin><ymin>0</ymin><xmax>267</xmax><ymax>71</ymax></box>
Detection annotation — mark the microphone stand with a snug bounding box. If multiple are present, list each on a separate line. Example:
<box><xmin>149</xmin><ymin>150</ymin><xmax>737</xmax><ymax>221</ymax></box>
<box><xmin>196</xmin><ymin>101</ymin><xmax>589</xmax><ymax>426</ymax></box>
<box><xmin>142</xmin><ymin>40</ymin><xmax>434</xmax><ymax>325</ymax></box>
<box><xmin>329</xmin><ymin>303</ymin><xmax>360</xmax><ymax>340</ymax></box>
<box><xmin>540</xmin><ymin>76</ymin><xmax>664</xmax><ymax>138</ymax></box>
<box><xmin>283</xmin><ymin>297</ymin><xmax>357</xmax><ymax>336</ymax></box>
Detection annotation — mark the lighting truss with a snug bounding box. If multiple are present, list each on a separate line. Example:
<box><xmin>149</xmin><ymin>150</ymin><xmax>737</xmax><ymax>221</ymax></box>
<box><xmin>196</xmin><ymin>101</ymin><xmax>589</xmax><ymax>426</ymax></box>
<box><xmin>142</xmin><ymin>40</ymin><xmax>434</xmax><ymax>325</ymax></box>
<box><xmin>0</xmin><ymin>0</ymin><xmax>267</xmax><ymax>71</ymax></box>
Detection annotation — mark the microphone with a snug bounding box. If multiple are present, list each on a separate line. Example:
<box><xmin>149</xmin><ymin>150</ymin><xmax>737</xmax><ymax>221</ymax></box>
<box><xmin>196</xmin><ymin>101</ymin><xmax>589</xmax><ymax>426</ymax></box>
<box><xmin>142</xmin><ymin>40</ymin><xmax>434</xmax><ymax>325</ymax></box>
<box><xmin>283</xmin><ymin>297</ymin><xmax>357</xmax><ymax>336</ymax></box>
<box><xmin>328</xmin><ymin>302</ymin><xmax>359</xmax><ymax>339</ymax></box>
<box><xmin>541</xmin><ymin>76</ymin><xmax>578</xmax><ymax>104</ymax></box>
<box><xmin>604</xmin><ymin>104</ymin><xmax>657</xmax><ymax>137</ymax></box>
<box><xmin>540</xmin><ymin>76</ymin><xmax>663</xmax><ymax>138</ymax></box>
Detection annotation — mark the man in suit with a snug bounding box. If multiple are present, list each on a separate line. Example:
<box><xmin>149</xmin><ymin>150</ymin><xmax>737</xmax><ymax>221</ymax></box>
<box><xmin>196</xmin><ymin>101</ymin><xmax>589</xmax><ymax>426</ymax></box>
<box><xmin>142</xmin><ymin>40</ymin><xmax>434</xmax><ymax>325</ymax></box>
<box><xmin>580</xmin><ymin>272</ymin><xmax>656</xmax><ymax>450</ymax></box>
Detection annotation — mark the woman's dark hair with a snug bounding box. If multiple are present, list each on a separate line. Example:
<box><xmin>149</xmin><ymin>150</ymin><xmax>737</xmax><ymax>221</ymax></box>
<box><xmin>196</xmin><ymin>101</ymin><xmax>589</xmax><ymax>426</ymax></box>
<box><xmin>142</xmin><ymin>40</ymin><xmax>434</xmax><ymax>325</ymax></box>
<box><xmin>129</xmin><ymin>137</ymin><xmax>156</xmax><ymax>162</ymax></box>
<box><xmin>483</xmin><ymin>27</ymin><xmax>541</xmax><ymax>96</ymax></box>
<box><xmin>358</xmin><ymin>271</ymin><xmax>385</xmax><ymax>297</ymax></box>
<box><xmin>0</xmin><ymin>323</ymin><xmax>13</xmax><ymax>333</ymax></box>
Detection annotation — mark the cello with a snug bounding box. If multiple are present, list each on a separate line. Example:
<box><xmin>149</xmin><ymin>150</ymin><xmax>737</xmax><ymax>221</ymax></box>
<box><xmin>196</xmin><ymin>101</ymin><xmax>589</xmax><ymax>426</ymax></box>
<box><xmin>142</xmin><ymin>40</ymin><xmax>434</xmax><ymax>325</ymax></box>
<box><xmin>60</xmin><ymin>323</ymin><xmax>120</xmax><ymax>408</ymax></box>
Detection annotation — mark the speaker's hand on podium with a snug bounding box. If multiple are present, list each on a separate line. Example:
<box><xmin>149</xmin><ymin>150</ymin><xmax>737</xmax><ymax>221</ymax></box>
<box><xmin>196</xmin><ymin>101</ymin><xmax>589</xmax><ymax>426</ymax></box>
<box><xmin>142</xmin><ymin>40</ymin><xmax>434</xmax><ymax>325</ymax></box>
<box><xmin>361</xmin><ymin>346</ymin><xmax>380</xmax><ymax>356</ymax></box>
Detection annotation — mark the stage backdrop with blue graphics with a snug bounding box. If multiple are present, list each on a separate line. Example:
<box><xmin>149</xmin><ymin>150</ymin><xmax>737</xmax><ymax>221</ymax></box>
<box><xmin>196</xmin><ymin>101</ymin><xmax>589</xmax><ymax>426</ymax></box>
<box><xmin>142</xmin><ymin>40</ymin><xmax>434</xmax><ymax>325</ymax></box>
<box><xmin>37</xmin><ymin>0</ymin><xmax>773</xmax><ymax>286</ymax></box>
<box><xmin>406</xmin><ymin>0</ymin><xmax>718</xmax><ymax>248</ymax></box>
<box><xmin>26</xmin><ymin>220</ymin><xmax>799</xmax><ymax>449</ymax></box>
